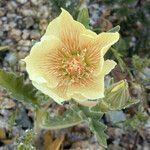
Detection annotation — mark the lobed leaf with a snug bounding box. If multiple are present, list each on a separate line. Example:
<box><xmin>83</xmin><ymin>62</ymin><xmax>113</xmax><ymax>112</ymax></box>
<box><xmin>75</xmin><ymin>104</ymin><xmax>107</xmax><ymax>147</ymax></box>
<box><xmin>0</xmin><ymin>69</ymin><xmax>40</xmax><ymax>109</ymax></box>
<box><xmin>38</xmin><ymin>109</ymin><xmax>83</xmax><ymax>130</ymax></box>
<box><xmin>89</xmin><ymin>119</ymin><xmax>107</xmax><ymax>148</ymax></box>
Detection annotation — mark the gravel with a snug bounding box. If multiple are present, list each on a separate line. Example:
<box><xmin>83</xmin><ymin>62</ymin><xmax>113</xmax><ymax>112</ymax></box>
<box><xmin>0</xmin><ymin>0</ymin><xmax>51</xmax><ymax>54</ymax></box>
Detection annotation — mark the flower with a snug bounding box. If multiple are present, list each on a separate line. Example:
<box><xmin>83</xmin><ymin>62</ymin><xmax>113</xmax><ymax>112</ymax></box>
<box><xmin>24</xmin><ymin>8</ymin><xmax>119</xmax><ymax>106</ymax></box>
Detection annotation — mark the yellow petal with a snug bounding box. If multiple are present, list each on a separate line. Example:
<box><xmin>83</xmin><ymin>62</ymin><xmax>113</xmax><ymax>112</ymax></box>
<box><xmin>96</xmin><ymin>32</ymin><xmax>119</xmax><ymax>55</ymax></box>
<box><xmin>72</xmin><ymin>93</ymin><xmax>87</xmax><ymax>101</ymax></box>
<box><xmin>32</xmin><ymin>81</ymin><xmax>69</xmax><ymax>104</ymax></box>
<box><xmin>72</xmin><ymin>93</ymin><xmax>98</xmax><ymax>107</ymax></box>
<box><xmin>79</xmin><ymin>33</ymin><xmax>95</xmax><ymax>50</ymax></box>
<box><xmin>79</xmin><ymin>28</ymin><xmax>97</xmax><ymax>48</ymax></box>
<box><xmin>81</xmin><ymin>76</ymin><xmax>105</xmax><ymax>99</ymax></box>
<box><xmin>101</xmin><ymin>59</ymin><xmax>117</xmax><ymax>75</ymax></box>
<box><xmin>44</xmin><ymin>8</ymin><xmax>85</xmax><ymax>50</ymax></box>
<box><xmin>68</xmin><ymin>75</ymin><xmax>105</xmax><ymax>100</ymax></box>
<box><xmin>24</xmin><ymin>35</ymin><xmax>64</xmax><ymax>88</ymax></box>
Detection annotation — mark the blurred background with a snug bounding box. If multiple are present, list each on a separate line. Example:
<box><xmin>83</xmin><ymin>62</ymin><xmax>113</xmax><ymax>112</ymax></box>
<box><xmin>0</xmin><ymin>0</ymin><xmax>150</xmax><ymax>149</ymax></box>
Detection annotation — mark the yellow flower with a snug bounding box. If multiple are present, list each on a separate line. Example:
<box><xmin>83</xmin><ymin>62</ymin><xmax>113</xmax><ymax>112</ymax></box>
<box><xmin>24</xmin><ymin>9</ymin><xmax>119</xmax><ymax>106</ymax></box>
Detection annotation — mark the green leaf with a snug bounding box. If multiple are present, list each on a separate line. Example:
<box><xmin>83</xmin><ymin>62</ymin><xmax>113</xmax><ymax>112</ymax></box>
<box><xmin>123</xmin><ymin>112</ymin><xmax>149</xmax><ymax>130</ymax></box>
<box><xmin>132</xmin><ymin>55</ymin><xmax>150</xmax><ymax>72</ymax></box>
<box><xmin>89</xmin><ymin>119</ymin><xmax>107</xmax><ymax>148</ymax></box>
<box><xmin>78</xmin><ymin>105</ymin><xmax>104</xmax><ymax>120</ymax></box>
<box><xmin>91</xmin><ymin>80</ymin><xmax>139</xmax><ymax>113</ymax></box>
<box><xmin>71</xmin><ymin>103</ymin><xmax>107</xmax><ymax>147</ymax></box>
<box><xmin>111</xmin><ymin>47</ymin><xmax>126</xmax><ymax>72</ymax></box>
<box><xmin>37</xmin><ymin>101</ymin><xmax>107</xmax><ymax>147</ymax></box>
<box><xmin>37</xmin><ymin>109</ymin><xmax>83</xmax><ymax>130</ymax></box>
<box><xmin>0</xmin><ymin>69</ymin><xmax>39</xmax><ymax>109</ymax></box>
<box><xmin>111</xmin><ymin>47</ymin><xmax>134</xmax><ymax>80</ymax></box>
<box><xmin>77</xmin><ymin>8</ymin><xmax>90</xmax><ymax>29</ymax></box>
<box><xmin>114</xmin><ymin>38</ymin><xmax>127</xmax><ymax>52</ymax></box>
<box><xmin>108</xmin><ymin>25</ymin><xmax>120</xmax><ymax>32</ymax></box>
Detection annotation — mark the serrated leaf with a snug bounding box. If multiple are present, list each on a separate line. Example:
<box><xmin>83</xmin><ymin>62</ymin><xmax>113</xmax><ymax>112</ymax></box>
<box><xmin>71</xmin><ymin>104</ymin><xmax>107</xmax><ymax>147</ymax></box>
<box><xmin>38</xmin><ymin>109</ymin><xmax>83</xmax><ymax>130</ymax></box>
<box><xmin>78</xmin><ymin>105</ymin><xmax>104</xmax><ymax>120</ymax></box>
<box><xmin>108</xmin><ymin>25</ymin><xmax>120</xmax><ymax>32</ymax></box>
<box><xmin>0</xmin><ymin>69</ymin><xmax>39</xmax><ymax>109</ymax></box>
<box><xmin>91</xmin><ymin>80</ymin><xmax>139</xmax><ymax>113</ymax></box>
<box><xmin>77</xmin><ymin>8</ymin><xmax>90</xmax><ymax>29</ymax></box>
<box><xmin>89</xmin><ymin>119</ymin><xmax>107</xmax><ymax>148</ymax></box>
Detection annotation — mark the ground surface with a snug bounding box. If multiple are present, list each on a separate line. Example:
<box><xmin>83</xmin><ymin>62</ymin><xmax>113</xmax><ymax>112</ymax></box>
<box><xmin>0</xmin><ymin>0</ymin><xmax>150</xmax><ymax>150</ymax></box>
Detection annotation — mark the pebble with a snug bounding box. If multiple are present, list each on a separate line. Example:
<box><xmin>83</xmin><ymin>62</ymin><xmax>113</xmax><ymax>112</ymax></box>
<box><xmin>21</xmin><ymin>9</ymin><xmax>35</xmax><ymax>17</ymax></box>
<box><xmin>10</xmin><ymin>28</ymin><xmax>22</xmax><ymax>41</ymax></box>
<box><xmin>37</xmin><ymin>6</ymin><xmax>49</xmax><ymax>18</ymax></box>
<box><xmin>17</xmin><ymin>0</ymin><xmax>27</xmax><ymax>4</ymax></box>
<box><xmin>3</xmin><ymin>24</ymin><xmax>10</xmax><ymax>32</ymax></box>
<box><xmin>0</xmin><ymin>98</ymin><xmax>16</xmax><ymax>109</ymax></box>
<box><xmin>18</xmin><ymin>40</ymin><xmax>31</xmax><ymax>47</ymax></box>
<box><xmin>7</xmin><ymin>1</ymin><xmax>18</xmax><ymax>10</ymax></box>
<box><xmin>0</xmin><ymin>0</ymin><xmax>51</xmax><ymax>53</ymax></box>
<box><xmin>106</xmin><ymin>110</ymin><xmax>126</xmax><ymax>123</ymax></box>
<box><xmin>0</xmin><ymin>31</ymin><xmax>3</xmax><ymax>37</ymax></box>
<box><xmin>24</xmin><ymin>17</ymin><xmax>34</xmax><ymax>28</ymax></box>
<box><xmin>0</xmin><ymin>8</ymin><xmax>6</xmax><ymax>17</ymax></box>
<box><xmin>5</xmin><ymin>52</ymin><xmax>18</xmax><ymax>66</ymax></box>
<box><xmin>30</xmin><ymin>30</ymin><xmax>41</xmax><ymax>39</ymax></box>
<box><xmin>22</xmin><ymin>29</ymin><xmax>30</xmax><ymax>40</ymax></box>
<box><xmin>31</xmin><ymin>0</ymin><xmax>41</xmax><ymax>5</ymax></box>
<box><xmin>0</xmin><ymin>20</ymin><xmax>2</xmax><ymax>26</ymax></box>
<box><xmin>9</xmin><ymin>22</ymin><xmax>17</xmax><ymax>28</ymax></box>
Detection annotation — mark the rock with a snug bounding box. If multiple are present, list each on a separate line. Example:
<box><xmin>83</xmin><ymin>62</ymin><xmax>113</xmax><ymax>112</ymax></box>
<box><xmin>18</xmin><ymin>40</ymin><xmax>31</xmax><ymax>47</ymax></box>
<box><xmin>30</xmin><ymin>30</ymin><xmax>40</xmax><ymax>39</ymax></box>
<box><xmin>10</xmin><ymin>29</ymin><xmax>22</xmax><ymax>41</ymax></box>
<box><xmin>3</xmin><ymin>39</ymin><xmax>13</xmax><ymax>45</ymax></box>
<box><xmin>22</xmin><ymin>29</ymin><xmax>30</xmax><ymax>40</ymax></box>
<box><xmin>37</xmin><ymin>6</ymin><xmax>49</xmax><ymax>19</ymax></box>
<box><xmin>0</xmin><ymin>31</ymin><xmax>3</xmax><ymax>37</ymax></box>
<box><xmin>7</xmin><ymin>13</ymin><xmax>16</xmax><ymax>19</ymax></box>
<box><xmin>106</xmin><ymin>110</ymin><xmax>126</xmax><ymax>124</ymax></box>
<box><xmin>31</xmin><ymin>0</ymin><xmax>41</xmax><ymax>5</ymax></box>
<box><xmin>0</xmin><ymin>98</ymin><xmax>16</xmax><ymax>109</ymax></box>
<box><xmin>24</xmin><ymin>17</ymin><xmax>34</xmax><ymax>28</ymax></box>
<box><xmin>0</xmin><ymin>8</ymin><xmax>6</xmax><ymax>17</ymax></box>
<box><xmin>9</xmin><ymin>22</ymin><xmax>17</xmax><ymax>28</ymax></box>
<box><xmin>0</xmin><ymin>20</ymin><xmax>2</xmax><ymax>26</ymax></box>
<box><xmin>39</xmin><ymin>19</ymin><xmax>48</xmax><ymax>31</ymax></box>
<box><xmin>17</xmin><ymin>0</ymin><xmax>27</xmax><ymax>4</ymax></box>
<box><xmin>7</xmin><ymin>1</ymin><xmax>18</xmax><ymax>12</ymax></box>
<box><xmin>5</xmin><ymin>52</ymin><xmax>18</xmax><ymax>66</ymax></box>
<box><xmin>21</xmin><ymin>9</ymin><xmax>35</xmax><ymax>17</ymax></box>
<box><xmin>145</xmin><ymin>68</ymin><xmax>150</xmax><ymax>77</ymax></box>
<box><xmin>71</xmin><ymin>141</ymin><xmax>102</xmax><ymax>150</ymax></box>
<box><xmin>3</xmin><ymin>24</ymin><xmax>10</xmax><ymax>31</ymax></box>
<box><xmin>18</xmin><ymin>40</ymin><xmax>31</xmax><ymax>51</ymax></box>
<box><xmin>16</xmin><ymin>108</ymin><xmax>33</xmax><ymax>129</ymax></box>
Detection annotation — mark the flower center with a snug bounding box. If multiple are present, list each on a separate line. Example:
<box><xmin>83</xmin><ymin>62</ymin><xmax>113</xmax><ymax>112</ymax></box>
<box><xmin>66</xmin><ymin>57</ymin><xmax>83</xmax><ymax>75</ymax></box>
